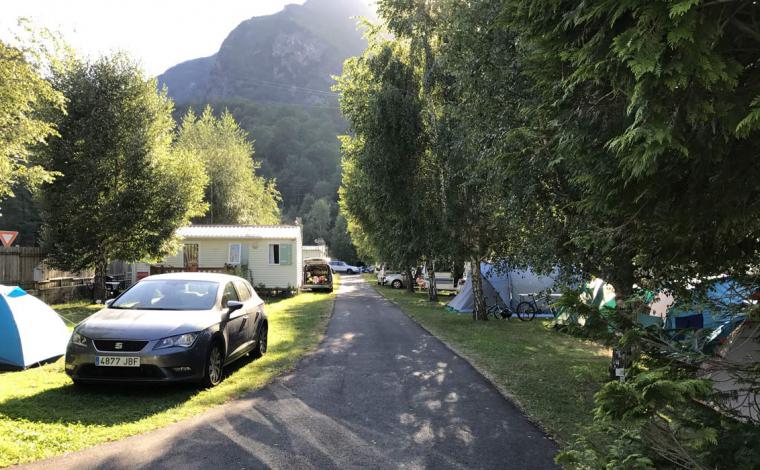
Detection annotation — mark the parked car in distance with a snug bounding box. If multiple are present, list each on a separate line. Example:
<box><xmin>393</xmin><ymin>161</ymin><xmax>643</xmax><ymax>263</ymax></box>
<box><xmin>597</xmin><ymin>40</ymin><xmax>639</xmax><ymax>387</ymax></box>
<box><xmin>65</xmin><ymin>272</ymin><xmax>268</xmax><ymax>388</ymax></box>
<box><xmin>384</xmin><ymin>272</ymin><xmax>407</xmax><ymax>289</ymax></box>
<box><xmin>329</xmin><ymin>260</ymin><xmax>360</xmax><ymax>274</ymax></box>
<box><xmin>303</xmin><ymin>258</ymin><xmax>333</xmax><ymax>292</ymax></box>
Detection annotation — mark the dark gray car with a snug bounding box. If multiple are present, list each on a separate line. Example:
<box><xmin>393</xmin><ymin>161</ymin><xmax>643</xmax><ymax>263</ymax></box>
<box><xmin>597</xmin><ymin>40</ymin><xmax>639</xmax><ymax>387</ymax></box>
<box><xmin>65</xmin><ymin>272</ymin><xmax>268</xmax><ymax>387</ymax></box>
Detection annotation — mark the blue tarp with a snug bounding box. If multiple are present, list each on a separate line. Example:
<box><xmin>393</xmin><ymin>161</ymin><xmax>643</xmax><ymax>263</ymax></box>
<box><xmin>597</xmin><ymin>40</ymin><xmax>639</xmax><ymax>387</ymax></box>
<box><xmin>666</xmin><ymin>280</ymin><xmax>749</xmax><ymax>330</ymax></box>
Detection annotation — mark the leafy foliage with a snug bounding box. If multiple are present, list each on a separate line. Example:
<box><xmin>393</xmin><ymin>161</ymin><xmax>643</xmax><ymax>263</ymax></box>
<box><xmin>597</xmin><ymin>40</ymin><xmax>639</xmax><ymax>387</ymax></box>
<box><xmin>0</xmin><ymin>188</ymin><xmax>42</xmax><ymax>246</ymax></box>
<box><xmin>502</xmin><ymin>0</ymin><xmax>760</xmax><ymax>289</ymax></box>
<box><xmin>0</xmin><ymin>32</ymin><xmax>65</xmax><ymax>199</ymax></box>
<box><xmin>303</xmin><ymin>197</ymin><xmax>332</xmax><ymax>244</ymax></box>
<box><xmin>176</xmin><ymin>101</ymin><xmax>345</xmax><ymax>213</ymax></box>
<box><xmin>336</xmin><ymin>32</ymin><xmax>435</xmax><ymax>285</ymax></box>
<box><xmin>340</xmin><ymin>0</ymin><xmax>760</xmax><ymax>466</ymax></box>
<box><xmin>39</xmin><ymin>54</ymin><xmax>207</xmax><ymax>283</ymax></box>
<box><xmin>175</xmin><ymin>106</ymin><xmax>280</xmax><ymax>225</ymax></box>
<box><xmin>174</xmin><ymin>100</ymin><xmax>356</xmax><ymax>260</ymax></box>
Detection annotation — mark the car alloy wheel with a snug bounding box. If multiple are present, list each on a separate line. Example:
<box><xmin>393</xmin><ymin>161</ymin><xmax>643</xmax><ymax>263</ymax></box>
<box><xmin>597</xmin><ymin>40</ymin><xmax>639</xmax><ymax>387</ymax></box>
<box><xmin>259</xmin><ymin>324</ymin><xmax>268</xmax><ymax>354</ymax></box>
<box><xmin>392</xmin><ymin>280</ymin><xmax>402</xmax><ymax>289</ymax></box>
<box><xmin>205</xmin><ymin>343</ymin><xmax>223</xmax><ymax>387</ymax></box>
<box><xmin>253</xmin><ymin>323</ymin><xmax>268</xmax><ymax>358</ymax></box>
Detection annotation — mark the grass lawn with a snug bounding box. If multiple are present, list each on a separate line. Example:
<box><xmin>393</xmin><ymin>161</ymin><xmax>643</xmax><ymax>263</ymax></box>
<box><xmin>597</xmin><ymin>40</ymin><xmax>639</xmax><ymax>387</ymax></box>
<box><xmin>0</xmin><ymin>286</ymin><xmax>336</xmax><ymax>467</ymax></box>
<box><xmin>364</xmin><ymin>274</ymin><xmax>609</xmax><ymax>443</ymax></box>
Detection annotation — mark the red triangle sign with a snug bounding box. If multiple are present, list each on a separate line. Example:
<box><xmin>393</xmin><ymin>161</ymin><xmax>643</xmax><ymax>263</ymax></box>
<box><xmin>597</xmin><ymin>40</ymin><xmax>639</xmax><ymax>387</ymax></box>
<box><xmin>0</xmin><ymin>231</ymin><xmax>18</xmax><ymax>247</ymax></box>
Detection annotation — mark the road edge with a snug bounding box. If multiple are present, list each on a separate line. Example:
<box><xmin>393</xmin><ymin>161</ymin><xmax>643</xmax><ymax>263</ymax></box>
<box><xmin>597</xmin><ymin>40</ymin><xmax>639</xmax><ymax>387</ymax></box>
<box><xmin>366</xmin><ymin>280</ymin><xmax>560</xmax><ymax>445</ymax></box>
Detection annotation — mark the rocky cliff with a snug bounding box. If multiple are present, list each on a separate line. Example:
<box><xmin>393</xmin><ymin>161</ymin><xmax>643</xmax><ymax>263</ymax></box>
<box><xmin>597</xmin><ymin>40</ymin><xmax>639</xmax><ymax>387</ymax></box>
<box><xmin>158</xmin><ymin>0</ymin><xmax>373</xmax><ymax>105</ymax></box>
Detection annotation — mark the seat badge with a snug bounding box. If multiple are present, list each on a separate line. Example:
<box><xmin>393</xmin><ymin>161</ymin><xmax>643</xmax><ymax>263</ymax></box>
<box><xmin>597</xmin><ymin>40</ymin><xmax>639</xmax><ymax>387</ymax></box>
<box><xmin>115</xmin><ymin>342</ymin><xmax>123</xmax><ymax>350</ymax></box>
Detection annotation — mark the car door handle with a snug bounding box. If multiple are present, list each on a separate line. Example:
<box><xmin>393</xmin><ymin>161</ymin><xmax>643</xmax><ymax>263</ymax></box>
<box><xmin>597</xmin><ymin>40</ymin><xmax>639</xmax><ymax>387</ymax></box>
<box><xmin>240</xmin><ymin>316</ymin><xmax>248</xmax><ymax>329</ymax></box>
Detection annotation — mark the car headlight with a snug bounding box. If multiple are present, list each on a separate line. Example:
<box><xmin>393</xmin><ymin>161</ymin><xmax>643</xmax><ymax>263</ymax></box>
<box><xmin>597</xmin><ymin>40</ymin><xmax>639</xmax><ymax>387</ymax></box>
<box><xmin>154</xmin><ymin>333</ymin><xmax>199</xmax><ymax>350</ymax></box>
<box><xmin>71</xmin><ymin>332</ymin><xmax>88</xmax><ymax>347</ymax></box>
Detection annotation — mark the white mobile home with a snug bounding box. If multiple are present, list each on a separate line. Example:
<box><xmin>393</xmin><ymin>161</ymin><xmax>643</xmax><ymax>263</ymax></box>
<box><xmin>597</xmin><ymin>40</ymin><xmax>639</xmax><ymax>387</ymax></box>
<box><xmin>151</xmin><ymin>225</ymin><xmax>303</xmax><ymax>289</ymax></box>
<box><xmin>302</xmin><ymin>245</ymin><xmax>329</xmax><ymax>261</ymax></box>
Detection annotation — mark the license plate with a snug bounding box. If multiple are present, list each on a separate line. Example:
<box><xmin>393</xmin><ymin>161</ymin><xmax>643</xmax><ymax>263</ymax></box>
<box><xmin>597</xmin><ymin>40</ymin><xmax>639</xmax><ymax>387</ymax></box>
<box><xmin>95</xmin><ymin>356</ymin><xmax>140</xmax><ymax>367</ymax></box>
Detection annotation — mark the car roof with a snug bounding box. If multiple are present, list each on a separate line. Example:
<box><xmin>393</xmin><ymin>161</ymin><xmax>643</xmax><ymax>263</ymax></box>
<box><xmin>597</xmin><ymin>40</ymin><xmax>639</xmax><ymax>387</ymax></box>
<box><xmin>140</xmin><ymin>272</ymin><xmax>246</xmax><ymax>283</ymax></box>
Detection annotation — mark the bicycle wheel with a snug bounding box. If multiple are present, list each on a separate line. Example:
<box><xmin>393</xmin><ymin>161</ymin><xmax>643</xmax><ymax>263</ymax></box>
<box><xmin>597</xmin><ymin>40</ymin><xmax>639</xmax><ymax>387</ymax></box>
<box><xmin>516</xmin><ymin>301</ymin><xmax>536</xmax><ymax>321</ymax></box>
<box><xmin>486</xmin><ymin>305</ymin><xmax>503</xmax><ymax>320</ymax></box>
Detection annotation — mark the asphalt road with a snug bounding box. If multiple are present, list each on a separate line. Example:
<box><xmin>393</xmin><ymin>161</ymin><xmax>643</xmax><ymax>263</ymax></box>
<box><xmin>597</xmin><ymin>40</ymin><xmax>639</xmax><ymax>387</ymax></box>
<box><xmin>23</xmin><ymin>276</ymin><xmax>558</xmax><ymax>469</ymax></box>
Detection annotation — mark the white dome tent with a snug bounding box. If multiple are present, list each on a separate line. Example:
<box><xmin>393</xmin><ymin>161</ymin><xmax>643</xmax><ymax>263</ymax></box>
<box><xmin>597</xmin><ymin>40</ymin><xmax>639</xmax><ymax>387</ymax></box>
<box><xmin>447</xmin><ymin>263</ymin><xmax>558</xmax><ymax>313</ymax></box>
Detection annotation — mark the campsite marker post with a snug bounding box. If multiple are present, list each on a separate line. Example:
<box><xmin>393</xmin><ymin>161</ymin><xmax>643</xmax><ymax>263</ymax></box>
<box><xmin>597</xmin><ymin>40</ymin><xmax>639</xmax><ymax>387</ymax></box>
<box><xmin>0</xmin><ymin>231</ymin><xmax>18</xmax><ymax>247</ymax></box>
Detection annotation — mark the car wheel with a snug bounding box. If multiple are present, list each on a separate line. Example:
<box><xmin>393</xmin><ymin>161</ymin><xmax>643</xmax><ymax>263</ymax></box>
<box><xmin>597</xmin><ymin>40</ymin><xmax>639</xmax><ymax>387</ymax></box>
<box><xmin>71</xmin><ymin>379</ymin><xmax>89</xmax><ymax>389</ymax></box>
<box><xmin>252</xmin><ymin>322</ymin><xmax>268</xmax><ymax>359</ymax></box>
<box><xmin>392</xmin><ymin>279</ymin><xmax>403</xmax><ymax>289</ymax></box>
<box><xmin>202</xmin><ymin>341</ymin><xmax>224</xmax><ymax>388</ymax></box>
<box><xmin>346</xmin><ymin>269</ymin><xmax>354</xmax><ymax>275</ymax></box>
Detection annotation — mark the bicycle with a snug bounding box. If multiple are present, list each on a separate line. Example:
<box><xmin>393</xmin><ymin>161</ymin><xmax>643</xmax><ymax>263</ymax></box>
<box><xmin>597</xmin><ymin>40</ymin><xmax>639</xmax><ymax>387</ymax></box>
<box><xmin>485</xmin><ymin>298</ymin><xmax>537</xmax><ymax>321</ymax></box>
<box><xmin>516</xmin><ymin>292</ymin><xmax>564</xmax><ymax>321</ymax></box>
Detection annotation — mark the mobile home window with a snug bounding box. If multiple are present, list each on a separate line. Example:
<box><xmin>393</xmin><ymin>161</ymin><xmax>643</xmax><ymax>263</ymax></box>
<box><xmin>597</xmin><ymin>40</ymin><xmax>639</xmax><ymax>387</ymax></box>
<box><xmin>183</xmin><ymin>244</ymin><xmax>199</xmax><ymax>268</ymax></box>
<box><xmin>269</xmin><ymin>244</ymin><xmax>280</xmax><ymax>265</ymax></box>
<box><xmin>228</xmin><ymin>243</ymin><xmax>241</xmax><ymax>265</ymax></box>
<box><xmin>268</xmin><ymin>244</ymin><xmax>293</xmax><ymax>265</ymax></box>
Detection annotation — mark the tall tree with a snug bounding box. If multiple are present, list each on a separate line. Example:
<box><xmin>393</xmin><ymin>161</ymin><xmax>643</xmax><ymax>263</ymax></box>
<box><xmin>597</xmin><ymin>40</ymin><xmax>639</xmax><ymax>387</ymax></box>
<box><xmin>346</xmin><ymin>0</ymin><xmax>760</xmax><ymax>466</ymax></box>
<box><xmin>336</xmin><ymin>32</ymin><xmax>428</xmax><ymax>291</ymax></box>
<box><xmin>377</xmin><ymin>0</ymin><xmax>521</xmax><ymax>313</ymax></box>
<box><xmin>40</xmin><ymin>53</ymin><xmax>208</xmax><ymax>300</ymax></box>
<box><xmin>303</xmin><ymin>197</ymin><xmax>333</xmax><ymax>245</ymax></box>
<box><xmin>497</xmin><ymin>1</ymin><xmax>760</xmax><ymax>467</ymax></box>
<box><xmin>0</xmin><ymin>37</ymin><xmax>65</xmax><ymax>200</ymax></box>
<box><xmin>501</xmin><ymin>0</ymin><xmax>760</xmax><ymax>293</ymax></box>
<box><xmin>328</xmin><ymin>212</ymin><xmax>360</xmax><ymax>264</ymax></box>
<box><xmin>175</xmin><ymin>107</ymin><xmax>281</xmax><ymax>225</ymax></box>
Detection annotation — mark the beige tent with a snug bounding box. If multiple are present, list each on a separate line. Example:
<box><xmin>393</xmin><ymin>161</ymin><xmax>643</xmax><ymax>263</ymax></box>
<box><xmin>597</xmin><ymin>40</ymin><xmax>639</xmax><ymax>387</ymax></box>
<box><xmin>707</xmin><ymin>321</ymin><xmax>760</xmax><ymax>421</ymax></box>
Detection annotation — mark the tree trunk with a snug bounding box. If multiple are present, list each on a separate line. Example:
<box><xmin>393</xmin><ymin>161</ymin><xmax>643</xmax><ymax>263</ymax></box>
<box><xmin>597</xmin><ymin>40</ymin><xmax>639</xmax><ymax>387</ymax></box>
<box><xmin>405</xmin><ymin>267</ymin><xmax>414</xmax><ymax>293</ymax></box>
<box><xmin>452</xmin><ymin>260</ymin><xmax>464</xmax><ymax>289</ymax></box>
<box><xmin>426</xmin><ymin>259</ymin><xmax>438</xmax><ymax>301</ymax></box>
<box><xmin>93</xmin><ymin>256</ymin><xmax>108</xmax><ymax>303</ymax></box>
<box><xmin>608</xmin><ymin>255</ymin><xmax>636</xmax><ymax>381</ymax></box>
<box><xmin>470</xmin><ymin>257</ymin><xmax>488</xmax><ymax>321</ymax></box>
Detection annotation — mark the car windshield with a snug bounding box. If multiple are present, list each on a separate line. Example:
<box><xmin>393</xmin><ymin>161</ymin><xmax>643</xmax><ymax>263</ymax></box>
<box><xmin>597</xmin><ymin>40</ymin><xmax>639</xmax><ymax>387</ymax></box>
<box><xmin>111</xmin><ymin>280</ymin><xmax>219</xmax><ymax>311</ymax></box>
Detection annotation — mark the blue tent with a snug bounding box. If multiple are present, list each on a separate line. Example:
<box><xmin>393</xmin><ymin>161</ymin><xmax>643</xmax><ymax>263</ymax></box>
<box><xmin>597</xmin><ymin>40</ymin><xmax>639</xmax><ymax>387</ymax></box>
<box><xmin>666</xmin><ymin>280</ymin><xmax>749</xmax><ymax>330</ymax></box>
<box><xmin>0</xmin><ymin>286</ymin><xmax>70</xmax><ymax>369</ymax></box>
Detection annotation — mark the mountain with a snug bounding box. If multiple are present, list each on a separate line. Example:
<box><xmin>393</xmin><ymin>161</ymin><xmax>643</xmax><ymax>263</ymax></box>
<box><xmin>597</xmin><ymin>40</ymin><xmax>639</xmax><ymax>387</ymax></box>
<box><xmin>157</xmin><ymin>0</ymin><xmax>372</xmax><ymax>262</ymax></box>
<box><xmin>158</xmin><ymin>0</ymin><xmax>373</xmax><ymax>105</ymax></box>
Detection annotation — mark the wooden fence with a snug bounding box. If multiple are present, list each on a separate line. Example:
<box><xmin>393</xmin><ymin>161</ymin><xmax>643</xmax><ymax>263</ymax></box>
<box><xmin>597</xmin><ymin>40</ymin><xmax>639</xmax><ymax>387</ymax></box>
<box><xmin>0</xmin><ymin>247</ymin><xmax>44</xmax><ymax>287</ymax></box>
<box><xmin>0</xmin><ymin>247</ymin><xmax>92</xmax><ymax>288</ymax></box>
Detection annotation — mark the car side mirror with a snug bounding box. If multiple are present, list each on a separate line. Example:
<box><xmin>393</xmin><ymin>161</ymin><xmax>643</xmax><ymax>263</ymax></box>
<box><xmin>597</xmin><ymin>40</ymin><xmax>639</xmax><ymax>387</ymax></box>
<box><xmin>222</xmin><ymin>300</ymin><xmax>244</xmax><ymax>322</ymax></box>
<box><xmin>226</xmin><ymin>300</ymin><xmax>244</xmax><ymax>312</ymax></box>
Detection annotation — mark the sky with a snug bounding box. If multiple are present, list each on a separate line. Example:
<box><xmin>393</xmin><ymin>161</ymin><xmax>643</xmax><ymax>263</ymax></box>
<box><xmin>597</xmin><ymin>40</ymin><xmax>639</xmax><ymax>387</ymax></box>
<box><xmin>0</xmin><ymin>0</ymin><xmax>306</xmax><ymax>76</ymax></box>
